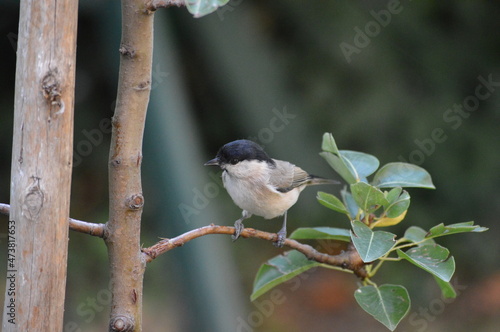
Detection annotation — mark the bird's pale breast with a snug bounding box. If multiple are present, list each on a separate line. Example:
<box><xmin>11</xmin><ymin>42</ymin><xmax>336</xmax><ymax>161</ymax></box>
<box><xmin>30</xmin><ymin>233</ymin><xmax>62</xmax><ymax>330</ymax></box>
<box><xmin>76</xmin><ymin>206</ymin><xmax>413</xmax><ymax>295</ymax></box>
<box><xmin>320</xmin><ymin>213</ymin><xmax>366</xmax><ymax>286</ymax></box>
<box><xmin>222</xmin><ymin>161</ymin><xmax>301</xmax><ymax>219</ymax></box>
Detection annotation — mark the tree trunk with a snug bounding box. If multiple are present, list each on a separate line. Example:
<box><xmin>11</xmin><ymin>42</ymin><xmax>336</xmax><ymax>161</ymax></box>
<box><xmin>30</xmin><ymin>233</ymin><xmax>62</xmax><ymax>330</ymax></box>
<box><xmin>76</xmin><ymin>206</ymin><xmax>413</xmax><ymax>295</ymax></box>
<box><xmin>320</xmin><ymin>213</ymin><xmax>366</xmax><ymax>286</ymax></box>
<box><xmin>104</xmin><ymin>0</ymin><xmax>154</xmax><ymax>331</ymax></box>
<box><xmin>2</xmin><ymin>0</ymin><xmax>78</xmax><ymax>330</ymax></box>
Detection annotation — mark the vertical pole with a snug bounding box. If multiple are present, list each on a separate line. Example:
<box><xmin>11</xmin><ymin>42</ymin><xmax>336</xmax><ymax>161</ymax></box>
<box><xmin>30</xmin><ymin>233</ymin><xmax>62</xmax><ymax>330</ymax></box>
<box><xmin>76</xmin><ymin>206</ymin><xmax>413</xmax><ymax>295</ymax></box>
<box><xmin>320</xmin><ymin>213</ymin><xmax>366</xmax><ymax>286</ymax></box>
<box><xmin>2</xmin><ymin>0</ymin><xmax>78</xmax><ymax>330</ymax></box>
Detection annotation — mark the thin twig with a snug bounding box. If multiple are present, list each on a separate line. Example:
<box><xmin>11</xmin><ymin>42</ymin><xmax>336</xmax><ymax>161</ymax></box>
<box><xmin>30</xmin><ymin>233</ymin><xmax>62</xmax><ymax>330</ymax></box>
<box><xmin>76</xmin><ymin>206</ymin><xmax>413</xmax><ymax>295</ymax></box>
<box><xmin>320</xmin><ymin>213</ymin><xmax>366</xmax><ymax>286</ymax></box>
<box><xmin>0</xmin><ymin>203</ymin><xmax>106</xmax><ymax>238</ymax></box>
<box><xmin>69</xmin><ymin>218</ymin><xmax>106</xmax><ymax>238</ymax></box>
<box><xmin>142</xmin><ymin>224</ymin><xmax>367</xmax><ymax>278</ymax></box>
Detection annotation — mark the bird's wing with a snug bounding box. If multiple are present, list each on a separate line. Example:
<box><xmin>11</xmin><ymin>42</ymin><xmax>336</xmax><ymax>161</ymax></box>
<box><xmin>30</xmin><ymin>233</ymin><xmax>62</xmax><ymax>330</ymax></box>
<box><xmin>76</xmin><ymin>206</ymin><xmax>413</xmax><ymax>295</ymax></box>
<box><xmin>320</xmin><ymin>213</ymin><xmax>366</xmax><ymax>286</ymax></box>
<box><xmin>268</xmin><ymin>160</ymin><xmax>311</xmax><ymax>193</ymax></box>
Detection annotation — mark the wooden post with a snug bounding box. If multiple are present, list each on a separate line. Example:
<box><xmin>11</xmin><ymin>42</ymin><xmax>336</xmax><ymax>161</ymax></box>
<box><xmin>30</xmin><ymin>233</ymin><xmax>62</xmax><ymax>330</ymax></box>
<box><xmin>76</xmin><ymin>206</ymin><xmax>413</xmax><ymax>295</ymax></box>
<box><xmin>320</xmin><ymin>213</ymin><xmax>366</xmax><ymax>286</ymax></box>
<box><xmin>2</xmin><ymin>0</ymin><xmax>78</xmax><ymax>330</ymax></box>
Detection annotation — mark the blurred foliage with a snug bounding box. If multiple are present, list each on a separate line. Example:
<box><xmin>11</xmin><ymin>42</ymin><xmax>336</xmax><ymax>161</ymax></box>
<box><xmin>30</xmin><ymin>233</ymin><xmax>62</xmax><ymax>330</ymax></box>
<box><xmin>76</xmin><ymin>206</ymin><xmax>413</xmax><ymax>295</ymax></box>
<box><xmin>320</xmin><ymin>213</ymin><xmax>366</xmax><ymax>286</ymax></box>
<box><xmin>1</xmin><ymin>0</ymin><xmax>499</xmax><ymax>331</ymax></box>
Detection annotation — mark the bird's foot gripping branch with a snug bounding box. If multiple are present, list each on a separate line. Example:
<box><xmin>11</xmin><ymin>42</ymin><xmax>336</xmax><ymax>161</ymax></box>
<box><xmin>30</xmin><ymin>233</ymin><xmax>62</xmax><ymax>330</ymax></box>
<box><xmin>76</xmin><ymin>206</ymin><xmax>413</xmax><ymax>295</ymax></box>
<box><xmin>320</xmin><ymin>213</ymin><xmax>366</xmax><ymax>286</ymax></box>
<box><xmin>250</xmin><ymin>133</ymin><xmax>487</xmax><ymax>331</ymax></box>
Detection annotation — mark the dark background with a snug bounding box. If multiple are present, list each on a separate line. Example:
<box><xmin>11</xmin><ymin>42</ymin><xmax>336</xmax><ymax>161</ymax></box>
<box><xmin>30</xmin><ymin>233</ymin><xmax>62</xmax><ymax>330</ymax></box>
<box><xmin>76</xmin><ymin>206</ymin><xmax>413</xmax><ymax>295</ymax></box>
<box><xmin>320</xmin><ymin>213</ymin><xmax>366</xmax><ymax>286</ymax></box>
<box><xmin>1</xmin><ymin>1</ymin><xmax>499</xmax><ymax>331</ymax></box>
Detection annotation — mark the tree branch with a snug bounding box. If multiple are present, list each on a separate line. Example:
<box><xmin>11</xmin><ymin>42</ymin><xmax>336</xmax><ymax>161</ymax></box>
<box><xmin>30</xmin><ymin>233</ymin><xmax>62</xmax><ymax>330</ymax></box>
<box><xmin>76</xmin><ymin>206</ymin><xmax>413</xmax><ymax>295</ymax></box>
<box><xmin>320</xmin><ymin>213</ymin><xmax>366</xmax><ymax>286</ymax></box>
<box><xmin>142</xmin><ymin>225</ymin><xmax>367</xmax><ymax>279</ymax></box>
<box><xmin>0</xmin><ymin>203</ymin><xmax>10</xmax><ymax>217</ymax></box>
<box><xmin>104</xmin><ymin>0</ymin><xmax>155</xmax><ymax>330</ymax></box>
<box><xmin>69</xmin><ymin>218</ymin><xmax>106</xmax><ymax>238</ymax></box>
<box><xmin>0</xmin><ymin>203</ymin><xmax>106</xmax><ymax>238</ymax></box>
<box><xmin>3</xmin><ymin>202</ymin><xmax>366</xmax><ymax>278</ymax></box>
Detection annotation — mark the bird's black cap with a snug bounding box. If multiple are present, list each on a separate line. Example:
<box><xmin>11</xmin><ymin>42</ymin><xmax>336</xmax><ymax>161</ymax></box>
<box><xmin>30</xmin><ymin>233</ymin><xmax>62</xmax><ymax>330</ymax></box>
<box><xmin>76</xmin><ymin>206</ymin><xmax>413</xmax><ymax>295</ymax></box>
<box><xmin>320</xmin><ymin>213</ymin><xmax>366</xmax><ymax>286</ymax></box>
<box><xmin>205</xmin><ymin>139</ymin><xmax>275</xmax><ymax>167</ymax></box>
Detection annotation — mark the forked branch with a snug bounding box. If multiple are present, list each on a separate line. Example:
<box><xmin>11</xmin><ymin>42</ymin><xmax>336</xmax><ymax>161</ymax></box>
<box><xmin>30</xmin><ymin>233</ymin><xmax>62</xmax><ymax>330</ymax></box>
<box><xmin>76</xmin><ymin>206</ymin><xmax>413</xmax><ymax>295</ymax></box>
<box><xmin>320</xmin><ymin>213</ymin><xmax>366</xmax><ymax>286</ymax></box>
<box><xmin>0</xmin><ymin>203</ymin><xmax>366</xmax><ymax>278</ymax></box>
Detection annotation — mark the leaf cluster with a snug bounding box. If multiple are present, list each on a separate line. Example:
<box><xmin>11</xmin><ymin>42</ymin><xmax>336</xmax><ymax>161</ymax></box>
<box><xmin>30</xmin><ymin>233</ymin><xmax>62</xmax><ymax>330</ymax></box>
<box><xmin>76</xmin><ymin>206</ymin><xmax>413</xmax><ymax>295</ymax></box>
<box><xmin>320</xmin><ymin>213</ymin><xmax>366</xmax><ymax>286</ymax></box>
<box><xmin>251</xmin><ymin>133</ymin><xmax>487</xmax><ymax>330</ymax></box>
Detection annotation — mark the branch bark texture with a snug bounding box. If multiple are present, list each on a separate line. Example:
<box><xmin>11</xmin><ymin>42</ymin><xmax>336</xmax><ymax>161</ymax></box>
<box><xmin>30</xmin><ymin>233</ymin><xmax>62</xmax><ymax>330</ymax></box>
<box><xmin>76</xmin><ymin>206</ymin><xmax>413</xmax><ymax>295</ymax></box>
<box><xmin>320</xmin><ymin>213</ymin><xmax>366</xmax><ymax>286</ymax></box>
<box><xmin>143</xmin><ymin>225</ymin><xmax>367</xmax><ymax>278</ymax></box>
<box><xmin>0</xmin><ymin>203</ymin><xmax>106</xmax><ymax>238</ymax></box>
<box><xmin>2</xmin><ymin>0</ymin><xmax>78</xmax><ymax>330</ymax></box>
<box><xmin>104</xmin><ymin>1</ymin><xmax>154</xmax><ymax>331</ymax></box>
<box><xmin>2</xmin><ymin>202</ymin><xmax>367</xmax><ymax>280</ymax></box>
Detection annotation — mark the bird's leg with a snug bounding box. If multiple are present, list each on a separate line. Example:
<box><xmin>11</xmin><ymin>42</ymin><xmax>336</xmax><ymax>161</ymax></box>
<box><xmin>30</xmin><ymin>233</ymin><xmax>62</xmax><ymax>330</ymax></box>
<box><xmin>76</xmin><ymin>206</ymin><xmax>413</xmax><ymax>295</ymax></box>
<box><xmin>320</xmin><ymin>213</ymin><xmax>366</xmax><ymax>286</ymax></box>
<box><xmin>274</xmin><ymin>211</ymin><xmax>287</xmax><ymax>248</ymax></box>
<box><xmin>232</xmin><ymin>210</ymin><xmax>251</xmax><ymax>242</ymax></box>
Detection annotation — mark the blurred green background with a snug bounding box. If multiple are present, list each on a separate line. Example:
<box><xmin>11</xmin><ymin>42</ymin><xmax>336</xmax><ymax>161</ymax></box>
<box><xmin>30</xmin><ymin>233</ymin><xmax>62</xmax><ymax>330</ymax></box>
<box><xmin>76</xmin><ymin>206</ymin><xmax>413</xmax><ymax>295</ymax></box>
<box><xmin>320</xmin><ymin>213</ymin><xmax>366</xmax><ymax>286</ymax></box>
<box><xmin>1</xmin><ymin>1</ymin><xmax>499</xmax><ymax>331</ymax></box>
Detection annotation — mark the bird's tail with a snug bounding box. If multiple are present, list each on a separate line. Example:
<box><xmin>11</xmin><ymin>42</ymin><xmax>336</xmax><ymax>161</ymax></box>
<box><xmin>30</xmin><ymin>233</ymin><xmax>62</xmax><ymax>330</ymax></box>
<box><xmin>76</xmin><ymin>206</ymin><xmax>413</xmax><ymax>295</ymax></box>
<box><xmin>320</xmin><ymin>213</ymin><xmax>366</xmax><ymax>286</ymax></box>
<box><xmin>307</xmin><ymin>175</ymin><xmax>340</xmax><ymax>186</ymax></box>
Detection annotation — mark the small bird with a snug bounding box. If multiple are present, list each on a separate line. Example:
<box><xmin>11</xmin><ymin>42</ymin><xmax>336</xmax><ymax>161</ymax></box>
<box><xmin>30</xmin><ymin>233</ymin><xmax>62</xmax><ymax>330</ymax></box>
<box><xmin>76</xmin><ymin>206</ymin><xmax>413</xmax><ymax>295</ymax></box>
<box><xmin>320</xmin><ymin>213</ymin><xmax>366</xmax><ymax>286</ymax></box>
<box><xmin>205</xmin><ymin>139</ymin><xmax>338</xmax><ymax>247</ymax></box>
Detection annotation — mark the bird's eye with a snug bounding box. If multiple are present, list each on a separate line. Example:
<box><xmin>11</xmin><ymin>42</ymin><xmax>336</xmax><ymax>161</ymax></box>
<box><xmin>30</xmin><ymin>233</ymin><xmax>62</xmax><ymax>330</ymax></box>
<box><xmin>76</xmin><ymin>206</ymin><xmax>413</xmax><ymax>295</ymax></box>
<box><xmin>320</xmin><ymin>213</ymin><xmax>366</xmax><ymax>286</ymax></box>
<box><xmin>231</xmin><ymin>158</ymin><xmax>239</xmax><ymax>165</ymax></box>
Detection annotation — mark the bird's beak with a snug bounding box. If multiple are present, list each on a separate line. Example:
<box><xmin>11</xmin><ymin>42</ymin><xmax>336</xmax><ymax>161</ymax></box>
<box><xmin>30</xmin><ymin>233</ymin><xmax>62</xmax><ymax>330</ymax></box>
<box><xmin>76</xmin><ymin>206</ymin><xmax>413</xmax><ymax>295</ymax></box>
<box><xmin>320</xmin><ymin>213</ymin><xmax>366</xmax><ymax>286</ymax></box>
<box><xmin>204</xmin><ymin>158</ymin><xmax>220</xmax><ymax>166</ymax></box>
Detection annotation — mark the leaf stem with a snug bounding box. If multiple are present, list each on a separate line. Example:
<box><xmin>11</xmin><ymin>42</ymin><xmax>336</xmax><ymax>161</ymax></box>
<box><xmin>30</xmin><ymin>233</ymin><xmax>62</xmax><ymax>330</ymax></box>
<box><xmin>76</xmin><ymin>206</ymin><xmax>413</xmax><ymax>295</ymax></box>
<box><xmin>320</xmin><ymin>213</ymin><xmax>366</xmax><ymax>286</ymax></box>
<box><xmin>379</xmin><ymin>257</ymin><xmax>401</xmax><ymax>261</ymax></box>
<box><xmin>363</xmin><ymin>278</ymin><xmax>377</xmax><ymax>287</ymax></box>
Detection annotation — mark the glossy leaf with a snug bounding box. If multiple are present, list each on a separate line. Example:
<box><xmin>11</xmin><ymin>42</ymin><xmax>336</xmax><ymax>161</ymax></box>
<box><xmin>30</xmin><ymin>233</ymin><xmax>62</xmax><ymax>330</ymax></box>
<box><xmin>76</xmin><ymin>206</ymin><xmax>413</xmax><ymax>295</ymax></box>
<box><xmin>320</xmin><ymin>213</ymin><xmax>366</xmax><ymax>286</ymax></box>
<box><xmin>251</xmin><ymin>250</ymin><xmax>319</xmax><ymax>301</ymax></box>
<box><xmin>372</xmin><ymin>188</ymin><xmax>410</xmax><ymax>227</ymax></box>
<box><xmin>320</xmin><ymin>151</ymin><xmax>357</xmax><ymax>184</ymax></box>
<box><xmin>385</xmin><ymin>187</ymin><xmax>402</xmax><ymax>203</ymax></box>
<box><xmin>372</xmin><ymin>162</ymin><xmax>435</xmax><ymax>189</ymax></box>
<box><xmin>321</xmin><ymin>132</ymin><xmax>339</xmax><ymax>153</ymax></box>
<box><xmin>320</xmin><ymin>133</ymin><xmax>357</xmax><ymax>183</ymax></box>
<box><xmin>383</xmin><ymin>190</ymin><xmax>410</xmax><ymax>218</ymax></box>
<box><xmin>397</xmin><ymin>244</ymin><xmax>455</xmax><ymax>282</ymax></box>
<box><xmin>351</xmin><ymin>182</ymin><xmax>389</xmax><ymax>213</ymax></box>
<box><xmin>354</xmin><ymin>284</ymin><xmax>410</xmax><ymax>331</ymax></box>
<box><xmin>403</xmin><ymin>226</ymin><xmax>435</xmax><ymax>245</ymax></box>
<box><xmin>317</xmin><ymin>191</ymin><xmax>349</xmax><ymax>215</ymax></box>
<box><xmin>426</xmin><ymin>222</ymin><xmax>488</xmax><ymax>239</ymax></box>
<box><xmin>340</xmin><ymin>150</ymin><xmax>380</xmax><ymax>178</ymax></box>
<box><xmin>433</xmin><ymin>276</ymin><xmax>457</xmax><ymax>299</ymax></box>
<box><xmin>341</xmin><ymin>188</ymin><xmax>359</xmax><ymax>219</ymax></box>
<box><xmin>289</xmin><ymin>227</ymin><xmax>351</xmax><ymax>242</ymax></box>
<box><xmin>185</xmin><ymin>0</ymin><xmax>230</xmax><ymax>18</ymax></box>
<box><xmin>372</xmin><ymin>210</ymin><xmax>407</xmax><ymax>228</ymax></box>
<box><xmin>350</xmin><ymin>220</ymin><xmax>396</xmax><ymax>262</ymax></box>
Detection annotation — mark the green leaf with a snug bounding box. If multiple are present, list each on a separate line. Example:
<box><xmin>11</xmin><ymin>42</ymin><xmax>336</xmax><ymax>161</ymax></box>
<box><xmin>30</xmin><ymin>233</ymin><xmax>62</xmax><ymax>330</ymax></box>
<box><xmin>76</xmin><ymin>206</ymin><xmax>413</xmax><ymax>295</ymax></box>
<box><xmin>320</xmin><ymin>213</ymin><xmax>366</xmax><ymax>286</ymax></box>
<box><xmin>341</xmin><ymin>188</ymin><xmax>359</xmax><ymax>219</ymax></box>
<box><xmin>403</xmin><ymin>226</ymin><xmax>435</xmax><ymax>245</ymax></box>
<box><xmin>320</xmin><ymin>150</ymin><xmax>379</xmax><ymax>184</ymax></box>
<box><xmin>320</xmin><ymin>151</ymin><xmax>357</xmax><ymax>184</ymax></box>
<box><xmin>340</xmin><ymin>150</ymin><xmax>380</xmax><ymax>178</ymax></box>
<box><xmin>383</xmin><ymin>190</ymin><xmax>410</xmax><ymax>218</ymax></box>
<box><xmin>185</xmin><ymin>0</ymin><xmax>230</xmax><ymax>18</ymax></box>
<box><xmin>404</xmin><ymin>226</ymin><xmax>426</xmax><ymax>242</ymax></box>
<box><xmin>397</xmin><ymin>244</ymin><xmax>455</xmax><ymax>282</ymax></box>
<box><xmin>372</xmin><ymin>162</ymin><xmax>435</xmax><ymax>189</ymax></box>
<box><xmin>403</xmin><ymin>226</ymin><xmax>427</xmax><ymax>243</ymax></box>
<box><xmin>433</xmin><ymin>276</ymin><xmax>457</xmax><ymax>299</ymax></box>
<box><xmin>251</xmin><ymin>250</ymin><xmax>319</xmax><ymax>301</ymax></box>
<box><xmin>321</xmin><ymin>132</ymin><xmax>339</xmax><ymax>153</ymax></box>
<box><xmin>350</xmin><ymin>220</ymin><xmax>396</xmax><ymax>262</ymax></box>
<box><xmin>385</xmin><ymin>187</ymin><xmax>402</xmax><ymax>203</ymax></box>
<box><xmin>320</xmin><ymin>133</ymin><xmax>357</xmax><ymax>183</ymax></box>
<box><xmin>403</xmin><ymin>222</ymin><xmax>487</xmax><ymax>247</ymax></box>
<box><xmin>426</xmin><ymin>222</ymin><xmax>488</xmax><ymax>239</ymax></box>
<box><xmin>289</xmin><ymin>227</ymin><xmax>351</xmax><ymax>242</ymax></box>
<box><xmin>354</xmin><ymin>284</ymin><xmax>410</xmax><ymax>331</ymax></box>
<box><xmin>351</xmin><ymin>182</ymin><xmax>389</xmax><ymax>213</ymax></box>
<box><xmin>317</xmin><ymin>191</ymin><xmax>349</xmax><ymax>215</ymax></box>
